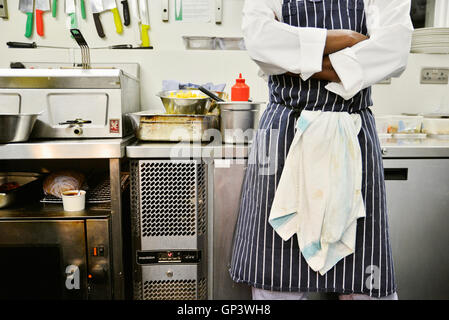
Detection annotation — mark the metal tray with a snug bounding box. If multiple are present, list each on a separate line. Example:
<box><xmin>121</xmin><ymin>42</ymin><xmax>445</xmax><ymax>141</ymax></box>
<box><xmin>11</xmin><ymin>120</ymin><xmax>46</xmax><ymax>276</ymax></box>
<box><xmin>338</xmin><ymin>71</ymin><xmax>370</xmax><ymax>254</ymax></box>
<box><xmin>0</xmin><ymin>172</ymin><xmax>42</xmax><ymax>208</ymax></box>
<box><xmin>130</xmin><ymin>112</ymin><xmax>219</xmax><ymax>142</ymax></box>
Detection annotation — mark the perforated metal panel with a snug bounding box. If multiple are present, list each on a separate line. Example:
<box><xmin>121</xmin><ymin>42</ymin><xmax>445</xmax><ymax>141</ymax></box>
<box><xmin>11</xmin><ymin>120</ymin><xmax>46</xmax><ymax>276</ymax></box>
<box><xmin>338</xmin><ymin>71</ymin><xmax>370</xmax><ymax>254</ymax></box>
<box><xmin>136</xmin><ymin>264</ymin><xmax>207</xmax><ymax>300</ymax></box>
<box><xmin>131</xmin><ymin>160</ymin><xmax>208</xmax><ymax>300</ymax></box>
<box><xmin>131</xmin><ymin>160</ymin><xmax>207</xmax><ymax>250</ymax></box>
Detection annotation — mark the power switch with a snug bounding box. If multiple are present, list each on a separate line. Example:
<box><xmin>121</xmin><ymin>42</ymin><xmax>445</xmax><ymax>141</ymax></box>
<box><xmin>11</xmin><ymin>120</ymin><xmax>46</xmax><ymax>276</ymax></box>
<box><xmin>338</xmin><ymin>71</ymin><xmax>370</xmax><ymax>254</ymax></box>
<box><xmin>92</xmin><ymin>246</ymin><xmax>105</xmax><ymax>257</ymax></box>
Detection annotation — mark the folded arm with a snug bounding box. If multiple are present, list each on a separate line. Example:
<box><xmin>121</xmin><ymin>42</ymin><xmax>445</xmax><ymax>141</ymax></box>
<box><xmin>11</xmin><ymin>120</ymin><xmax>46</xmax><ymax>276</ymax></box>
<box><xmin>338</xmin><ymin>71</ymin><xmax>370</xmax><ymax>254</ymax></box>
<box><xmin>243</xmin><ymin>0</ymin><xmax>370</xmax><ymax>82</ymax></box>
<box><xmin>325</xmin><ymin>0</ymin><xmax>414</xmax><ymax>100</ymax></box>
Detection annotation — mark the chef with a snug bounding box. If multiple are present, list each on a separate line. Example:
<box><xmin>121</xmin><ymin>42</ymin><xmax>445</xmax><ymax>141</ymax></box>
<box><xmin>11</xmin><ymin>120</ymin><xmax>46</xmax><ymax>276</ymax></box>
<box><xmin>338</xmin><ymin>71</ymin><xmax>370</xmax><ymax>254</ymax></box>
<box><xmin>229</xmin><ymin>0</ymin><xmax>413</xmax><ymax>300</ymax></box>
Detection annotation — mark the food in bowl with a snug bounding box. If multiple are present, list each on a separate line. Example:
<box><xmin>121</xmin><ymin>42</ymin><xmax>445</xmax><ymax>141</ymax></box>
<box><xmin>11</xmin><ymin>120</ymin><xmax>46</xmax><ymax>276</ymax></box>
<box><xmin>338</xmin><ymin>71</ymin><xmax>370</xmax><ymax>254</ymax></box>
<box><xmin>169</xmin><ymin>90</ymin><xmax>207</xmax><ymax>99</ymax></box>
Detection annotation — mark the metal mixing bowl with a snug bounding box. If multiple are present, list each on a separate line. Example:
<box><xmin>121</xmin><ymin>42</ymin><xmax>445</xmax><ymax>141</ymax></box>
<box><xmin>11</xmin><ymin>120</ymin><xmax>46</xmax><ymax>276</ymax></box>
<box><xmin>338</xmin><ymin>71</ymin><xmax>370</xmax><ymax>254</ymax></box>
<box><xmin>0</xmin><ymin>113</ymin><xmax>40</xmax><ymax>143</ymax></box>
<box><xmin>157</xmin><ymin>90</ymin><xmax>212</xmax><ymax>115</ymax></box>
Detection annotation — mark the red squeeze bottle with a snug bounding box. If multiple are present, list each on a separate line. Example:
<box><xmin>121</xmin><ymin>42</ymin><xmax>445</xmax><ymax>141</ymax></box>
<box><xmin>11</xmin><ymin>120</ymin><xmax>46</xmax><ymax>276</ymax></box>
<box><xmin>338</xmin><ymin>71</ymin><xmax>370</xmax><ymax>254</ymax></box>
<box><xmin>231</xmin><ymin>73</ymin><xmax>250</xmax><ymax>101</ymax></box>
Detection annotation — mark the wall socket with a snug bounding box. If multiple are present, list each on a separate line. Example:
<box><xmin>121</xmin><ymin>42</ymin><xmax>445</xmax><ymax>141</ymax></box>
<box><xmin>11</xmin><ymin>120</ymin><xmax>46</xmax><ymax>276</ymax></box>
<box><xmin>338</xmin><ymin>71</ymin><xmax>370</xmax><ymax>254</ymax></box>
<box><xmin>421</xmin><ymin>68</ymin><xmax>449</xmax><ymax>84</ymax></box>
<box><xmin>0</xmin><ymin>0</ymin><xmax>8</xmax><ymax>19</ymax></box>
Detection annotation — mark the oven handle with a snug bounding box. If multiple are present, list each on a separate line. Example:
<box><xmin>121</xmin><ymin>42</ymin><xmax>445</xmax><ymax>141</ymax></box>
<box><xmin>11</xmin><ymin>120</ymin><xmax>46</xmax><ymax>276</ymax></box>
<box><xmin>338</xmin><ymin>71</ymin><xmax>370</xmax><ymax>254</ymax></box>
<box><xmin>59</xmin><ymin>119</ymin><xmax>92</xmax><ymax>125</ymax></box>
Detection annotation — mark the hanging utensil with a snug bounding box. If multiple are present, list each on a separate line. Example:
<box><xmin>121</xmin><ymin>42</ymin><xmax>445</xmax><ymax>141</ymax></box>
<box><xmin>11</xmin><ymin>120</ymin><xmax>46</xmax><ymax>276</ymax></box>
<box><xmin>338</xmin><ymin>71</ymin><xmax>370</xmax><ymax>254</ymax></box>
<box><xmin>103</xmin><ymin>0</ymin><xmax>123</xmax><ymax>34</ymax></box>
<box><xmin>80</xmin><ymin>0</ymin><xmax>86</xmax><ymax>19</ymax></box>
<box><xmin>19</xmin><ymin>0</ymin><xmax>34</xmax><ymax>38</ymax></box>
<box><xmin>70</xmin><ymin>28</ymin><xmax>90</xmax><ymax>69</ymax></box>
<box><xmin>36</xmin><ymin>0</ymin><xmax>50</xmax><ymax>37</ymax></box>
<box><xmin>52</xmin><ymin>0</ymin><xmax>57</xmax><ymax>17</ymax></box>
<box><xmin>91</xmin><ymin>0</ymin><xmax>105</xmax><ymax>38</ymax></box>
<box><xmin>121</xmin><ymin>0</ymin><xmax>130</xmax><ymax>26</ymax></box>
<box><xmin>7</xmin><ymin>41</ymin><xmax>134</xmax><ymax>49</ymax></box>
<box><xmin>65</xmin><ymin>0</ymin><xmax>77</xmax><ymax>31</ymax></box>
<box><xmin>138</xmin><ymin>0</ymin><xmax>150</xmax><ymax>47</ymax></box>
<box><xmin>6</xmin><ymin>41</ymin><xmax>71</xmax><ymax>49</ymax></box>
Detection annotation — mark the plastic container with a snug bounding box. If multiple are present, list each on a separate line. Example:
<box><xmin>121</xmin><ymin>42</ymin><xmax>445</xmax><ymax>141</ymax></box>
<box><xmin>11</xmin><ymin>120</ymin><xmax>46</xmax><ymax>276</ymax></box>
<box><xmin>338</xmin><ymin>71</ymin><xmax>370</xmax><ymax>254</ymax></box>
<box><xmin>62</xmin><ymin>190</ymin><xmax>86</xmax><ymax>212</ymax></box>
<box><xmin>374</xmin><ymin>116</ymin><xmax>392</xmax><ymax>134</ymax></box>
<box><xmin>422</xmin><ymin>118</ymin><xmax>449</xmax><ymax>135</ymax></box>
<box><xmin>231</xmin><ymin>74</ymin><xmax>250</xmax><ymax>102</ymax></box>
<box><xmin>388</xmin><ymin>115</ymin><xmax>423</xmax><ymax>134</ymax></box>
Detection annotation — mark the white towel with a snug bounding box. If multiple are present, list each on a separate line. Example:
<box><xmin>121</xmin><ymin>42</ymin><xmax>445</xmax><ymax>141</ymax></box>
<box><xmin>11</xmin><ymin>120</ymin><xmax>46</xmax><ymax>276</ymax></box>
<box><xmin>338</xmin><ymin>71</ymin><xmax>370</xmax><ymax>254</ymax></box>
<box><xmin>269</xmin><ymin>110</ymin><xmax>365</xmax><ymax>275</ymax></box>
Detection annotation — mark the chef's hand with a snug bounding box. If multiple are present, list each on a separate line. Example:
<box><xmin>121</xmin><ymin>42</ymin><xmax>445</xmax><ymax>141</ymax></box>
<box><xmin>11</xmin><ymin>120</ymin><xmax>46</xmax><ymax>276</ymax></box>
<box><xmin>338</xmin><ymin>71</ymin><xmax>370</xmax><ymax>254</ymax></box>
<box><xmin>325</xmin><ymin>30</ymin><xmax>369</xmax><ymax>55</ymax></box>
<box><xmin>311</xmin><ymin>56</ymin><xmax>340</xmax><ymax>82</ymax></box>
<box><xmin>286</xmin><ymin>56</ymin><xmax>339</xmax><ymax>82</ymax></box>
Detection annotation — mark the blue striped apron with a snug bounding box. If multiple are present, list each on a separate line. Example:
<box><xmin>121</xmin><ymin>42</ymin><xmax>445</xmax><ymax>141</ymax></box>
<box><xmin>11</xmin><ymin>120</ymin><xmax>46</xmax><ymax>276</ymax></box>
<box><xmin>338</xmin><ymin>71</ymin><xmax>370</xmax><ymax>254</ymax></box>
<box><xmin>229</xmin><ymin>0</ymin><xmax>396</xmax><ymax>297</ymax></box>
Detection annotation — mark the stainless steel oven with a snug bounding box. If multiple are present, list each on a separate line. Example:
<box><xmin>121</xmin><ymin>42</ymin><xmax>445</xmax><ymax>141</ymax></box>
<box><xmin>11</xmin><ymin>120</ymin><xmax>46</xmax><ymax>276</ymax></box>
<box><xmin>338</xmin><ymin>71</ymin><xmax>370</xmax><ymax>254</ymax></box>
<box><xmin>0</xmin><ymin>217</ymin><xmax>111</xmax><ymax>300</ymax></box>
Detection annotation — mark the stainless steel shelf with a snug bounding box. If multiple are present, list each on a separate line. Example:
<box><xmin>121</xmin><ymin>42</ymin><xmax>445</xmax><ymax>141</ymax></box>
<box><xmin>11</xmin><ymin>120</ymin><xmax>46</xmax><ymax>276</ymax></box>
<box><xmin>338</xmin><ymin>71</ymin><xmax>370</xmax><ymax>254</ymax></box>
<box><xmin>0</xmin><ymin>136</ymin><xmax>135</xmax><ymax>160</ymax></box>
<box><xmin>0</xmin><ymin>202</ymin><xmax>110</xmax><ymax>220</ymax></box>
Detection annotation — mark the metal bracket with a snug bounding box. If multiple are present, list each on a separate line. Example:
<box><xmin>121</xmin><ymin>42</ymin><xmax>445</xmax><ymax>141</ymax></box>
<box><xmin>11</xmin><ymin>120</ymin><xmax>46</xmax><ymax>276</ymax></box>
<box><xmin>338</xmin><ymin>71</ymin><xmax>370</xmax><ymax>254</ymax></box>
<box><xmin>162</xmin><ymin>0</ymin><xmax>169</xmax><ymax>22</ymax></box>
<box><xmin>215</xmin><ymin>0</ymin><xmax>223</xmax><ymax>24</ymax></box>
<box><xmin>0</xmin><ymin>0</ymin><xmax>8</xmax><ymax>19</ymax></box>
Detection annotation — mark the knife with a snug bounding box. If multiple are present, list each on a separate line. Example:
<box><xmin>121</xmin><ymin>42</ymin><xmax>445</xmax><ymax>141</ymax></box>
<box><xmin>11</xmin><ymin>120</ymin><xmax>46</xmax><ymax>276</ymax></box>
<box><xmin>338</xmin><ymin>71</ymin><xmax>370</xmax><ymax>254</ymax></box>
<box><xmin>103</xmin><ymin>0</ymin><xmax>123</xmax><ymax>34</ymax></box>
<box><xmin>19</xmin><ymin>0</ymin><xmax>34</xmax><ymax>38</ymax></box>
<box><xmin>65</xmin><ymin>0</ymin><xmax>77</xmax><ymax>30</ymax></box>
<box><xmin>36</xmin><ymin>0</ymin><xmax>50</xmax><ymax>37</ymax></box>
<box><xmin>80</xmin><ymin>0</ymin><xmax>86</xmax><ymax>19</ymax></box>
<box><xmin>91</xmin><ymin>0</ymin><xmax>105</xmax><ymax>38</ymax></box>
<box><xmin>138</xmin><ymin>0</ymin><xmax>150</xmax><ymax>47</ymax></box>
<box><xmin>52</xmin><ymin>0</ymin><xmax>57</xmax><ymax>17</ymax></box>
<box><xmin>121</xmin><ymin>1</ymin><xmax>130</xmax><ymax>26</ymax></box>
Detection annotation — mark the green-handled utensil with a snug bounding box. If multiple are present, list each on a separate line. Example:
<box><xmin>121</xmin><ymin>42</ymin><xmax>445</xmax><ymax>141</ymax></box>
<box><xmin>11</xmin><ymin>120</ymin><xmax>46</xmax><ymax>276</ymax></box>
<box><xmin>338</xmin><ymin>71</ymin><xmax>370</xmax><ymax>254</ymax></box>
<box><xmin>65</xmin><ymin>0</ymin><xmax>77</xmax><ymax>30</ymax></box>
<box><xmin>19</xmin><ymin>0</ymin><xmax>34</xmax><ymax>38</ymax></box>
<box><xmin>52</xmin><ymin>0</ymin><xmax>57</xmax><ymax>17</ymax></box>
<box><xmin>80</xmin><ymin>0</ymin><xmax>86</xmax><ymax>19</ymax></box>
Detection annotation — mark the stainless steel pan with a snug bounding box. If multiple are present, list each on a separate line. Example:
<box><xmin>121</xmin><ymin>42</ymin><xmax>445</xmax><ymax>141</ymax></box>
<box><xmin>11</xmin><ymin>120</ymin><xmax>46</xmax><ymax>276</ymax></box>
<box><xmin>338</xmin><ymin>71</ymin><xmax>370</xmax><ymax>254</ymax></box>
<box><xmin>0</xmin><ymin>172</ymin><xmax>43</xmax><ymax>208</ymax></box>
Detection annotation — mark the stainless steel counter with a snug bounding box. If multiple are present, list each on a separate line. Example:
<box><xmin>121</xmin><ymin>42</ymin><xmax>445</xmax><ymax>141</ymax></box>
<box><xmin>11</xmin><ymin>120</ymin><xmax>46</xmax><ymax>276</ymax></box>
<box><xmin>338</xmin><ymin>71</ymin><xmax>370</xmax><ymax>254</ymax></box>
<box><xmin>126</xmin><ymin>138</ymin><xmax>449</xmax><ymax>159</ymax></box>
<box><xmin>0</xmin><ymin>136</ymin><xmax>134</xmax><ymax>160</ymax></box>
<box><xmin>380</xmin><ymin>138</ymin><xmax>449</xmax><ymax>158</ymax></box>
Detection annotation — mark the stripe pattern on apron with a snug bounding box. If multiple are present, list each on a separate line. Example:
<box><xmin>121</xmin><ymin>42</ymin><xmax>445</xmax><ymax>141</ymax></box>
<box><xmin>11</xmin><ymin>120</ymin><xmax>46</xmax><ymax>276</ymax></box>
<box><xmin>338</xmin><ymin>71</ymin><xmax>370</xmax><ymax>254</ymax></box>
<box><xmin>229</xmin><ymin>0</ymin><xmax>396</xmax><ymax>297</ymax></box>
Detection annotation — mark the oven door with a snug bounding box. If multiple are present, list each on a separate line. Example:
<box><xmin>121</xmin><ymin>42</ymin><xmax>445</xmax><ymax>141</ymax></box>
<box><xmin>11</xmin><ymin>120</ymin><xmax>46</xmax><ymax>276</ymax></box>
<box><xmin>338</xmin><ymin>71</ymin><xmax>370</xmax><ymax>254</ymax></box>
<box><xmin>0</xmin><ymin>220</ymin><xmax>87</xmax><ymax>300</ymax></box>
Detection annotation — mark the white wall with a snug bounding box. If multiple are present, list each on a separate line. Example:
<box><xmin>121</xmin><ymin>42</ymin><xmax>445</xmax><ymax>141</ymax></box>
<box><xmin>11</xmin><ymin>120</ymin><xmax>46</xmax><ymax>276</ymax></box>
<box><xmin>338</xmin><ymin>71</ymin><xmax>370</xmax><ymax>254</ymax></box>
<box><xmin>0</xmin><ymin>0</ymin><xmax>448</xmax><ymax>115</ymax></box>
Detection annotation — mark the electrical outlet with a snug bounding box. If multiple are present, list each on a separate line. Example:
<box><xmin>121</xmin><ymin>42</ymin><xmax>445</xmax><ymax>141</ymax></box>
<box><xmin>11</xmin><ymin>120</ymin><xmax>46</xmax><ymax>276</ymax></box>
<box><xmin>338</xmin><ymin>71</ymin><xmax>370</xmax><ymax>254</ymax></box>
<box><xmin>0</xmin><ymin>0</ymin><xmax>8</xmax><ymax>19</ymax></box>
<box><xmin>421</xmin><ymin>68</ymin><xmax>449</xmax><ymax>84</ymax></box>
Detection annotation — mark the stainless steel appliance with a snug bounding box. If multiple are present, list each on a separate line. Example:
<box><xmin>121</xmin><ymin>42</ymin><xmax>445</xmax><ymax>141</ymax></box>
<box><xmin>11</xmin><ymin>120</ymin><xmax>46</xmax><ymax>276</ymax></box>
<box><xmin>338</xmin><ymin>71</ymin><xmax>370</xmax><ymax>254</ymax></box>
<box><xmin>211</xmin><ymin>159</ymin><xmax>252</xmax><ymax>299</ymax></box>
<box><xmin>0</xmin><ymin>211</ymin><xmax>112</xmax><ymax>299</ymax></box>
<box><xmin>384</xmin><ymin>158</ymin><xmax>449</xmax><ymax>300</ymax></box>
<box><xmin>130</xmin><ymin>160</ymin><xmax>208</xmax><ymax>300</ymax></box>
<box><xmin>0</xmin><ymin>68</ymin><xmax>140</xmax><ymax>138</ymax></box>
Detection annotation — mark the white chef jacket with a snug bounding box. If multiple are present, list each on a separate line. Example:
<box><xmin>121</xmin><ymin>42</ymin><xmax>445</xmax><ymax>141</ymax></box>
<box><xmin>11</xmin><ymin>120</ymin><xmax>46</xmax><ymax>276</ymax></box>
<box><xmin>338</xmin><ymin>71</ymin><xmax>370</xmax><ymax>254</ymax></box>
<box><xmin>242</xmin><ymin>0</ymin><xmax>414</xmax><ymax>100</ymax></box>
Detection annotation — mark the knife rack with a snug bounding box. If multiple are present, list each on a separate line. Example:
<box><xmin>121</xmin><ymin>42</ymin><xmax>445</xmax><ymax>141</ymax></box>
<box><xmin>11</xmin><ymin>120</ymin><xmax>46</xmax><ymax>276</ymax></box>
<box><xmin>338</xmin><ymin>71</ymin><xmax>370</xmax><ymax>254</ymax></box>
<box><xmin>70</xmin><ymin>29</ymin><xmax>91</xmax><ymax>69</ymax></box>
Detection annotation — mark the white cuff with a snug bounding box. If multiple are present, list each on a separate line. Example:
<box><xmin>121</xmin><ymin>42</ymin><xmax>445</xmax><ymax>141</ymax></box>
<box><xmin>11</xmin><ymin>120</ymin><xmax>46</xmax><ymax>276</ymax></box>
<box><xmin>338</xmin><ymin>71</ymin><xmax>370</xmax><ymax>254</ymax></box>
<box><xmin>325</xmin><ymin>47</ymin><xmax>364</xmax><ymax>100</ymax></box>
<box><xmin>297</xmin><ymin>27</ymin><xmax>327</xmax><ymax>75</ymax></box>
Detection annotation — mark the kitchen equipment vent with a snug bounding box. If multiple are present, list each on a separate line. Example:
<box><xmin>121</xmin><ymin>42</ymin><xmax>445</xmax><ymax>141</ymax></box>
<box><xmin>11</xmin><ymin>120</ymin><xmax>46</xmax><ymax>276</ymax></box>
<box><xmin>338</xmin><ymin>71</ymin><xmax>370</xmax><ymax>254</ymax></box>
<box><xmin>131</xmin><ymin>160</ymin><xmax>207</xmax><ymax>250</ymax></box>
<box><xmin>142</xmin><ymin>278</ymin><xmax>207</xmax><ymax>300</ymax></box>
